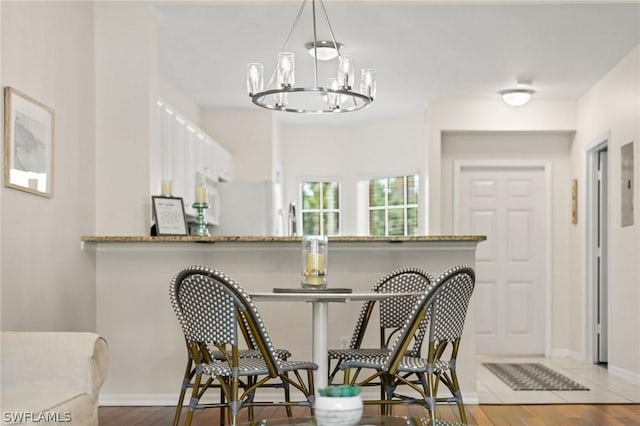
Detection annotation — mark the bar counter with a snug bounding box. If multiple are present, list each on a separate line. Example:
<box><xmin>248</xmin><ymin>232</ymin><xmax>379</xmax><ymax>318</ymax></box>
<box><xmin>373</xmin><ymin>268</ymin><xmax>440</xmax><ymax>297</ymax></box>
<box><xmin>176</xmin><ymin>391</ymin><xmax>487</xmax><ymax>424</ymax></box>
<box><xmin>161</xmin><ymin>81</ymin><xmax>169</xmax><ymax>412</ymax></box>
<box><xmin>82</xmin><ymin>235</ymin><xmax>486</xmax><ymax>243</ymax></box>
<box><xmin>84</xmin><ymin>234</ymin><xmax>485</xmax><ymax>406</ymax></box>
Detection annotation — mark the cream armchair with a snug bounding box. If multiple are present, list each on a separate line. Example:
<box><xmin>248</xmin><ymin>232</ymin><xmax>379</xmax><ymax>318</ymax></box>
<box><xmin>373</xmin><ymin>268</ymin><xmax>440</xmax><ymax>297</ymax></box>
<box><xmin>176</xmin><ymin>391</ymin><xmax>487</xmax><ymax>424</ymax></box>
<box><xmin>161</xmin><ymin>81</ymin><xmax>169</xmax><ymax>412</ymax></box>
<box><xmin>1</xmin><ymin>332</ymin><xmax>108</xmax><ymax>426</ymax></box>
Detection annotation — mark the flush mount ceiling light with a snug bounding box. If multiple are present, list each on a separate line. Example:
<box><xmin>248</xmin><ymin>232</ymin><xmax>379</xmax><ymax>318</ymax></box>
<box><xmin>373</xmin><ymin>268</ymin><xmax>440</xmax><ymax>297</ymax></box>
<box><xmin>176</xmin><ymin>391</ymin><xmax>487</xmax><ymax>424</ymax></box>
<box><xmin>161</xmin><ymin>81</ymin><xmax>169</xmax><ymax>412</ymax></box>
<box><xmin>500</xmin><ymin>88</ymin><xmax>535</xmax><ymax>107</ymax></box>
<box><xmin>246</xmin><ymin>0</ymin><xmax>376</xmax><ymax>114</ymax></box>
<box><xmin>305</xmin><ymin>40</ymin><xmax>343</xmax><ymax>61</ymax></box>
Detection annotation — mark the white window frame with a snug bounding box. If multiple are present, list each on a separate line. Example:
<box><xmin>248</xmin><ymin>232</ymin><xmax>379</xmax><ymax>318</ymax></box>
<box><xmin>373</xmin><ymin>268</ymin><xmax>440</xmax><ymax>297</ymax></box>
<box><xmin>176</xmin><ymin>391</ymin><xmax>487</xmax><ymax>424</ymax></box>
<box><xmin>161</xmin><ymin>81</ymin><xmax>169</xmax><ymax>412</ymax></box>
<box><xmin>368</xmin><ymin>175</ymin><xmax>419</xmax><ymax>236</ymax></box>
<box><xmin>299</xmin><ymin>179</ymin><xmax>341</xmax><ymax>236</ymax></box>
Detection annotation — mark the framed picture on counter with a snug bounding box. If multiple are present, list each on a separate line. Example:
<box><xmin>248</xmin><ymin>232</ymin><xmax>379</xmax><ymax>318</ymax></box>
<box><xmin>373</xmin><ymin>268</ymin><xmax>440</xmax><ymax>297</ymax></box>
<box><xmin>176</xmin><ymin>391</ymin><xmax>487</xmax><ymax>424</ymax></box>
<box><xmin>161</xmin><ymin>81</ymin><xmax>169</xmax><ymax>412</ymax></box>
<box><xmin>152</xmin><ymin>196</ymin><xmax>188</xmax><ymax>236</ymax></box>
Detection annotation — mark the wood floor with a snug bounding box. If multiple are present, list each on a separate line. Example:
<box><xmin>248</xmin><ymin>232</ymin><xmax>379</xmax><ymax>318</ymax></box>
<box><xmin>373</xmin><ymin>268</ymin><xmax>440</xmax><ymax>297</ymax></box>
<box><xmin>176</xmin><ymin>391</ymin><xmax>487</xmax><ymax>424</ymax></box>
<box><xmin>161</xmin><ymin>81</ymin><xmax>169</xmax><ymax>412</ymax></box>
<box><xmin>99</xmin><ymin>403</ymin><xmax>640</xmax><ymax>425</ymax></box>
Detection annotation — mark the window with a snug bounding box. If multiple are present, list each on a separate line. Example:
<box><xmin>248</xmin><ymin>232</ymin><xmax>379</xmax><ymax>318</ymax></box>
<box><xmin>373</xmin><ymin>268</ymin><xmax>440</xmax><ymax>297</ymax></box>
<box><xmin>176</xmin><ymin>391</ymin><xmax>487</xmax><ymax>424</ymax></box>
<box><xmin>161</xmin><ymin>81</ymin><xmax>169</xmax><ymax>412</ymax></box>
<box><xmin>368</xmin><ymin>175</ymin><xmax>419</xmax><ymax>236</ymax></box>
<box><xmin>301</xmin><ymin>181</ymin><xmax>340</xmax><ymax>235</ymax></box>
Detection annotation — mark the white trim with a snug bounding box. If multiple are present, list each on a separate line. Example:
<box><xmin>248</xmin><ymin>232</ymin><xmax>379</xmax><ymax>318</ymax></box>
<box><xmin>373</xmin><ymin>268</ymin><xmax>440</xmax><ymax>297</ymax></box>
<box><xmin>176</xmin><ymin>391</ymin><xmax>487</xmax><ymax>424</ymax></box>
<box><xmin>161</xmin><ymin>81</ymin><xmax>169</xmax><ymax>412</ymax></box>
<box><xmin>297</xmin><ymin>176</ymin><xmax>343</xmax><ymax>236</ymax></box>
<box><xmin>583</xmin><ymin>132</ymin><xmax>610</xmax><ymax>365</ymax></box>
<box><xmin>99</xmin><ymin>390</ymin><xmax>292</xmax><ymax>407</ymax></box>
<box><xmin>100</xmin><ymin>390</ymin><xmax>480</xmax><ymax>407</ymax></box>
<box><xmin>453</xmin><ymin>159</ymin><xmax>553</xmax><ymax>357</ymax></box>
<box><xmin>550</xmin><ymin>348</ymin><xmax>584</xmax><ymax>360</ymax></box>
<box><xmin>608</xmin><ymin>365</ymin><xmax>640</xmax><ymax>385</ymax></box>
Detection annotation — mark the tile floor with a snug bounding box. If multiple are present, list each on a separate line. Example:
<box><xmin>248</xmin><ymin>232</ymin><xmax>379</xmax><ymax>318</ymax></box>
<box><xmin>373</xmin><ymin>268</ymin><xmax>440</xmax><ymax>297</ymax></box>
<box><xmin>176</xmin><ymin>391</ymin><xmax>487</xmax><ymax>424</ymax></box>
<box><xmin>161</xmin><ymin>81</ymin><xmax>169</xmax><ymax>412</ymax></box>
<box><xmin>477</xmin><ymin>355</ymin><xmax>640</xmax><ymax>404</ymax></box>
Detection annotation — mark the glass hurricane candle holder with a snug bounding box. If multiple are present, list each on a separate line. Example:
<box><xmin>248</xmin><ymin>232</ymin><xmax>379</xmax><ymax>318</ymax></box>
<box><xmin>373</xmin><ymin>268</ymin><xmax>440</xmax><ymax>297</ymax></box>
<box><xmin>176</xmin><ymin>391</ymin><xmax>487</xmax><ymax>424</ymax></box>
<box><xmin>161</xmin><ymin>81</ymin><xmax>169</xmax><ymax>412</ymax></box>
<box><xmin>301</xmin><ymin>235</ymin><xmax>328</xmax><ymax>289</ymax></box>
<box><xmin>246</xmin><ymin>63</ymin><xmax>264</xmax><ymax>95</ymax></box>
<box><xmin>338</xmin><ymin>55</ymin><xmax>354</xmax><ymax>89</ymax></box>
<box><xmin>277</xmin><ymin>52</ymin><xmax>295</xmax><ymax>88</ymax></box>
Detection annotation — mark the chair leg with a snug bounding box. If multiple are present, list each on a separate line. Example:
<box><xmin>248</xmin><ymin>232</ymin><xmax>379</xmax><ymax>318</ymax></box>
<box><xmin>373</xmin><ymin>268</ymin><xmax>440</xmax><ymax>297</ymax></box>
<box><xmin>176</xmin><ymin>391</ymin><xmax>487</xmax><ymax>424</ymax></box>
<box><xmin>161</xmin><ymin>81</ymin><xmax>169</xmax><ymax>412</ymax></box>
<box><xmin>219</xmin><ymin>386</ymin><xmax>226</xmax><ymax>426</ymax></box>
<box><xmin>185</xmin><ymin>372</ymin><xmax>204</xmax><ymax>426</ymax></box>
<box><xmin>230</xmin><ymin>375</ymin><xmax>240</xmax><ymax>425</ymax></box>
<box><xmin>283</xmin><ymin>373</ymin><xmax>293</xmax><ymax>417</ymax></box>
<box><xmin>424</xmin><ymin>371</ymin><xmax>437</xmax><ymax>422</ymax></box>
<box><xmin>173</xmin><ymin>358</ymin><xmax>194</xmax><ymax>426</ymax></box>
<box><xmin>449</xmin><ymin>367</ymin><xmax>467</xmax><ymax>424</ymax></box>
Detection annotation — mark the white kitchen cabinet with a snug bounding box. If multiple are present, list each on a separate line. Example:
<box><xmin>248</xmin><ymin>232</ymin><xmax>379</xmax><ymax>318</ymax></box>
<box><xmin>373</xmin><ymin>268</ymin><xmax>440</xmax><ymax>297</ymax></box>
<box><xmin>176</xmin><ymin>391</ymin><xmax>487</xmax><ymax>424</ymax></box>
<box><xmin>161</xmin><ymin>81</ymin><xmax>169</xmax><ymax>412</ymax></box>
<box><xmin>152</xmin><ymin>98</ymin><xmax>233</xmax><ymax>226</ymax></box>
<box><xmin>210</xmin><ymin>140</ymin><xmax>233</xmax><ymax>182</ymax></box>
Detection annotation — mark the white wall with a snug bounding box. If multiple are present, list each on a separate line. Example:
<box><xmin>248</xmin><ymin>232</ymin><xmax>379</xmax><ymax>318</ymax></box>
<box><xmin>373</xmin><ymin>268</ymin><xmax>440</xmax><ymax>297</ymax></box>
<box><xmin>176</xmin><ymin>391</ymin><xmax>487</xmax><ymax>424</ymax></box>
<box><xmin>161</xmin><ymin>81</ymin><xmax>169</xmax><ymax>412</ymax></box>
<box><xmin>427</xmin><ymin>100</ymin><xmax>577</xmax><ymax>234</ymax></box>
<box><xmin>441</xmin><ymin>131</ymin><xmax>573</xmax><ymax>353</ymax></box>
<box><xmin>1</xmin><ymin>1</ymin><xmax>97</xmax><ymax>331</ymax></box>
<box><xmin>157</xmin><ymin>74</ymin><xmax>202</xmax><ymax>128</ymax></box>
<box><xmin>94</xmin><ymin>1</ymin><xmax>157</xmax><ymax>235</ymax></box>
<box><xmin>281</xmin><ymin>113</ymin><xmax>427</xmax><ymax>235</ymax></box>
<box><xmin>201</xmin><ymin>109</ymin><xmax>274</xmax><ymax>181</ymax></box>
<box><xmin>573</xmin><ymin>46</ymin><xmax>640</xmax><ymax>377</ymax></box>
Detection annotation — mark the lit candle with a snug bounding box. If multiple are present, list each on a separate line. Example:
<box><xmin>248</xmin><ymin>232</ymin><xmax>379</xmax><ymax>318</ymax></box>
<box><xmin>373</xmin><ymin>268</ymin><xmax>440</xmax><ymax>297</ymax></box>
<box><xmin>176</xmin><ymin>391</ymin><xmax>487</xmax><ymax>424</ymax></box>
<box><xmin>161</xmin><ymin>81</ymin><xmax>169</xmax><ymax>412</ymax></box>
<box><xmin>277</xmin><ymin>52</ymin><xmax>295</xmax><ymax>87</ymax></box>
<box><xmin>305</xmin><ymin>253</ymin><xmax>325</xmax><ymax>285</ymax></box>
<box><xmin>195</xmin><ymin>186</ymin><xmax>207</xmax><ymax>204</ymax></box>
<box><xmin>338</xmin><ymin>55</ymin><xmax>354</xmax><ymax>89</ymax></box>
<box><xmin>161</xmin><ymin>180</ymin><xmax>173</xmax><ymax>196</ymax></box>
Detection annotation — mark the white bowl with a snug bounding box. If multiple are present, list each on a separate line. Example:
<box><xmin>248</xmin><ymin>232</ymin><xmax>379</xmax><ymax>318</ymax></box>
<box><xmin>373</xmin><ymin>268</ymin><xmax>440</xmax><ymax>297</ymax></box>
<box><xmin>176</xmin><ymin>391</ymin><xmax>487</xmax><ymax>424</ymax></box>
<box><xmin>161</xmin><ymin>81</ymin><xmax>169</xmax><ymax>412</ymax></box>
<box><xmin>314</xmin><ymin>395</ymin><xmax>363</xmax><ymax>426</ymax></box>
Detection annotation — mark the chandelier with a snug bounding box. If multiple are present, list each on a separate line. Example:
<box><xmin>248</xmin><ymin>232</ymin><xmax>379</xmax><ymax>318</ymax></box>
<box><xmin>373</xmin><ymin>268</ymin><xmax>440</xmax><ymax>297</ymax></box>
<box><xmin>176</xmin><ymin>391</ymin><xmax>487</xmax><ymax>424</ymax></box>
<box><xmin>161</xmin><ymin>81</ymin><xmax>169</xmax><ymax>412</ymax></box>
<box><xmin>246</xmin><ymin>0</ymin><xmax>376</xmax><ymax>114</ymax></box>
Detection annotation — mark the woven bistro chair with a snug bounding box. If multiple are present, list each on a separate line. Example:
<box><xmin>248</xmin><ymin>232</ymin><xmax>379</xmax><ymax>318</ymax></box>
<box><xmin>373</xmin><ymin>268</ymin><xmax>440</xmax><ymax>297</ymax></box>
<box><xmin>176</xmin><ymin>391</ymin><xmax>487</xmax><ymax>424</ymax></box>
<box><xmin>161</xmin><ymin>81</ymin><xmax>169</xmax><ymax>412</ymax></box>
<box><xmin>170</xmin><ymin>265</ymin><xmax>317</xmax><ymax>426</ymax></box>
<box><xmin>339</xmin><ymin>265</ymin><xmax>476</xmax><ymax>424</ymax></box>
<box><xmin>170</xmin><ymin>277</ymin><xmax>292</xmax><ymax>426</ymax></box>
<box><xmin>171</xmin><ymin>341</ymin><xmax>292</xmax><ymax>426</ymax></box>
<box><xmin>327</xmin><ymin>268</ymin><xmax>435</xmax><ymax>385</ymax></box>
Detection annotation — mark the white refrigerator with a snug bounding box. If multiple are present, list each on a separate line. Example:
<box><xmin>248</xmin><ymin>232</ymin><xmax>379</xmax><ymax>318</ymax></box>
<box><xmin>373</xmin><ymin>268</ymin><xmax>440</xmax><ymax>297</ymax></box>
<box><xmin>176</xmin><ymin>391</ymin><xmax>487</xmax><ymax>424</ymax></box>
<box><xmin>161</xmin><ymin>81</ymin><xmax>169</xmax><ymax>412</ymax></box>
<box><xmin>210</xmin><ymin>181</ymin><xmax>283</xmax><ymax>236</ymax></box>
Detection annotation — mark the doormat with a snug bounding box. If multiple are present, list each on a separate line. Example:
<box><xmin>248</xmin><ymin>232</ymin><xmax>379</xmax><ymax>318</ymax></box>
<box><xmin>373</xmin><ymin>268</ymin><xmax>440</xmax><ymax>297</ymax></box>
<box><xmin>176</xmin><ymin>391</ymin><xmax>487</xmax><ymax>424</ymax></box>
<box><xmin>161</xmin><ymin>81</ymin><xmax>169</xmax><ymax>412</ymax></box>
<box><xmin>483</xmin><ymin>363</ymin><xmax>590</xmax><ymax>391</ymax></box>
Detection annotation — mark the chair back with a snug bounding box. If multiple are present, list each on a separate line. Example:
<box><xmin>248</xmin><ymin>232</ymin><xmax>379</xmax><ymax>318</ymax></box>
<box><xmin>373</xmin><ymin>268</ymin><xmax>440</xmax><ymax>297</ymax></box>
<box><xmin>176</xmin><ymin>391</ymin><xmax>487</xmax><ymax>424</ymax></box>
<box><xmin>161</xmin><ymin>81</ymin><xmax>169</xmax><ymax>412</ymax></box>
<box><xmin>382</xmin><ymin>265</ymin><xmax>475</xmax><ymax>372</ymax></box>
<box><xmin>428</xmin><ymin>266</ymin><xmax>476</xmax><ymax>343</ymax></box>
<box><xmin>350</xmin><ymin>268</ymin><xmax>434</xmax><ymax>355</ymax></box>
<box><xmin>170</xmin><ymin>265</ymin><xmax>282</xmax><ymax>376</ymax></box>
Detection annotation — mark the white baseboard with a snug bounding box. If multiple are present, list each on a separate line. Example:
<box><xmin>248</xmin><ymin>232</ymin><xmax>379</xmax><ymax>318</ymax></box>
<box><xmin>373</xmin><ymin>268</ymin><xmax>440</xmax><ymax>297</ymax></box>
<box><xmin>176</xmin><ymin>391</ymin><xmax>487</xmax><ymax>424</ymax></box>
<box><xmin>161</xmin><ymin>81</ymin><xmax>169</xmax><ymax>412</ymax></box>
<box><xmin>100</xmin><ymin>394</ymin><xmax>182</xmax><ymax>406</ymax></box>
<box><xmin>550</xmin><ymin>349</ymin><xmax>583</xmax><ymax>360</ymax></box>
<box><xmin>100</xmin><ymin>390</ymin><xmax>479</xmax><ymax>407</ymax></box>
<box><xmin>608</xmin><ymin>365</ymin><xmax>640</xmax><ymax>385</ymax></box>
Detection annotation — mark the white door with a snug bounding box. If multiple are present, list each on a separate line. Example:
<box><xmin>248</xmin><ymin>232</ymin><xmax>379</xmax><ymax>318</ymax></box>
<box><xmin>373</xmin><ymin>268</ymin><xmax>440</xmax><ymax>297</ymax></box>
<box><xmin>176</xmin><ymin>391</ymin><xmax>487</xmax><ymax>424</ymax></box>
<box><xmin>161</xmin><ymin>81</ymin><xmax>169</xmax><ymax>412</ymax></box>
<box><xmin>456</xmin><ymin>164</ymin><xmax>547</xmax><ymax>355</ymax></box>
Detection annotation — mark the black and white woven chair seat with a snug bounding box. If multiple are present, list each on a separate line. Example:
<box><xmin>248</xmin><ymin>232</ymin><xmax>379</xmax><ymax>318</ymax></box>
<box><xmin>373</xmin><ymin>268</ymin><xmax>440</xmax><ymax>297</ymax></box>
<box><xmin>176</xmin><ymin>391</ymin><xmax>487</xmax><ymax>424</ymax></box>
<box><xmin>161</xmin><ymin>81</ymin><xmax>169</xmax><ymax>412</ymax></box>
<box><xmin>341</xmin><ymin>356</ymin><xmax>450</xmax><ymax>374</ymax></box>
<box><xmin>201</xmin><ymin>358</ymin><xmax>317</xmax><ymax>377</ymax></box>
<box><xmin>210</xmin><ymin>348</ymin><xmax>292</xmax><ymax>360</ymax></box>
<box><xmin>328</xmin><ymin>268</ymin><xmax>434</xmax><ymax>384</ymax></box>
<box><xmin>338</xmin><ymin>265</ymin><xmax>475</xmax><ymax>425</ymax></box>
<box><xmin>327</xmin><ymin>347</ymin><xmax>390</xmax><ymax>360</ymax></box>
<box><xmin>170</xmin><ymin>265</ymin><xmax>316</xmax><ymax>426</ymax></box>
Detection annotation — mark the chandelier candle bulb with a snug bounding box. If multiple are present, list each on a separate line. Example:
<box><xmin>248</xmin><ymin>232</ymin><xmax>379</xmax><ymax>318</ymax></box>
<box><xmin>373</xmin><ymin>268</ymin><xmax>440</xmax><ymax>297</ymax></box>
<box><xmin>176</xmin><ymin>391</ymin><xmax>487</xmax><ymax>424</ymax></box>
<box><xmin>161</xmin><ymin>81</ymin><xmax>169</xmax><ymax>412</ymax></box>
<box><xmin>161</xmin><ymin>180</ymin><xmax>173</xmax><ymax>197</ymax></box>
<box><xmin>195</xmin><ymin>185</ymin><xmax>207</xmax><ymax>204</ymax></box>
<box><xmin>338</xmin><ymin>55</ymin><xmax>354</xmax><ymax>89</ymax></box>
<box><xmin>327</xmin><ymin>77</ymin><xmax>340</xmax><ymax>109</ymax></box>
<box><xmin>361</xmin><ymin>68</ymin><xmax>376</xmax><ymax>99</ymax></box>
<box><xmin>246</xmin><ymin>63</ymin><xmax>264</xmax><ymax>95</ymax></box>
<box><xmin>277</xmin><ymin>52</ymin><xmax>295</xmax><ymax>87</ymax></box>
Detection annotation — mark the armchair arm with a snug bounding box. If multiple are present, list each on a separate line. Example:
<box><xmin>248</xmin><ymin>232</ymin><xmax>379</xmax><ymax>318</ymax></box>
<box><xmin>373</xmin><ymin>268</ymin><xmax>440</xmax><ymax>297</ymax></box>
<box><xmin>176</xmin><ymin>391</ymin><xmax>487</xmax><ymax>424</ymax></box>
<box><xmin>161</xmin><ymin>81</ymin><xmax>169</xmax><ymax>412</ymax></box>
<box><xmin>1</xmin><ymin>332</ymin><xmax>108</xmax><ymax>402</ymax></box>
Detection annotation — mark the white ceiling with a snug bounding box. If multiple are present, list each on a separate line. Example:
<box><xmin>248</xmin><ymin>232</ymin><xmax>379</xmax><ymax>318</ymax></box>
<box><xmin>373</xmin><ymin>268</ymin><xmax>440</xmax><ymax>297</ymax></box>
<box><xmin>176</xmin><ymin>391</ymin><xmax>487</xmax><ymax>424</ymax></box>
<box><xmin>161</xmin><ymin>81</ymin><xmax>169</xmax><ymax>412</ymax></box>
<box><xmin>154</xmin><ymin>1</ymin><xmax>640</xmax><ymax>124</ymax></box>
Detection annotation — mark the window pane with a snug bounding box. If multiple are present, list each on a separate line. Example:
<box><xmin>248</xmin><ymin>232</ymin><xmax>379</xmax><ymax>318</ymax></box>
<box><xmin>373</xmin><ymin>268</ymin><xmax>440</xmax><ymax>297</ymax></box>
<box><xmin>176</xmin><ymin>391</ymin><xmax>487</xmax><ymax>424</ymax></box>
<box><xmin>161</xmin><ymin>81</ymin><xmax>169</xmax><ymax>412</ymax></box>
<box><xmin>369</xmin><ymin>209</ymin><xmax>386</xmax><ymax>236</ymax></box>
<box><xmin>302</xmin><ymin>182</ymin><xmax>320</xmax><ymax>209</ymax></box>
<box><xmin>323</xmin><ymin>212</ymin><xmax>339</xmax><ymax>235</ymax></box>
<box><xmin>388</xmin><ymin>177</ymin><xmax>404</xmax><ymax>206</ymax></box>
<box><xmin>407</xmin><ymin>175</ymin><xmax>419</xmax><ymax>205</ymax></box>
<box><xmin>323</xmin><ymin>182</ymin><xmax>339</xmax><ymax>209</ymax></box>
<box><xmin>388</xmin><ymin>208</ymin><xmax>405</xmax><ymax>236</ymax></box>
<box><xmin>369</xmin><ymin>179</ymin><xmax>386</xmax><ymax>207</ymax></box>
<box><xmin>407</xmin><ymin>207</ymin><xmax>418</xmax><ymax>235</ymax></box>
<box><xmin>303</xmin><ymin>212</ymin><xmax>320</xmax><ymax>235</ymax></box>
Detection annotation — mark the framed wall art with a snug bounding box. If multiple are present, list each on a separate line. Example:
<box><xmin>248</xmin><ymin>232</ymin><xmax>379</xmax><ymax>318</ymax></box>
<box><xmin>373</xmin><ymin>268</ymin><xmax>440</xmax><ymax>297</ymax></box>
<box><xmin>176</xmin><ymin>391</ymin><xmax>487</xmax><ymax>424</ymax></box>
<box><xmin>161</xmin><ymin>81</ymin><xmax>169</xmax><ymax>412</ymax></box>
<box><xmin>3</xmin><ymin>87</ymin><xmax>55</xmax><ymax>197</ymax></box>
<box><xmin>621</xmin><ymin>141</ymin><xmax>634</xmax><ymax>227</ymax></box>
<box><xmin>571</xmin><ymin>178</ymin><xmax>578</xmax><ymax>225</ymax></box>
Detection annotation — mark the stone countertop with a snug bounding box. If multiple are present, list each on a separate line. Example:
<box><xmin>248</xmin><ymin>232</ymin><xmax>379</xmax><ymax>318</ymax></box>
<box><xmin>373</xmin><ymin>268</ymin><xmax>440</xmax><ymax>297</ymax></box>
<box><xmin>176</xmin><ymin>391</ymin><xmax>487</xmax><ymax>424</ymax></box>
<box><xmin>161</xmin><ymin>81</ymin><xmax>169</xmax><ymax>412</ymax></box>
<box><xmin>81</xmin><ymin>235</ymin><xmax>486</xmax><ymax>243</ymax></box>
